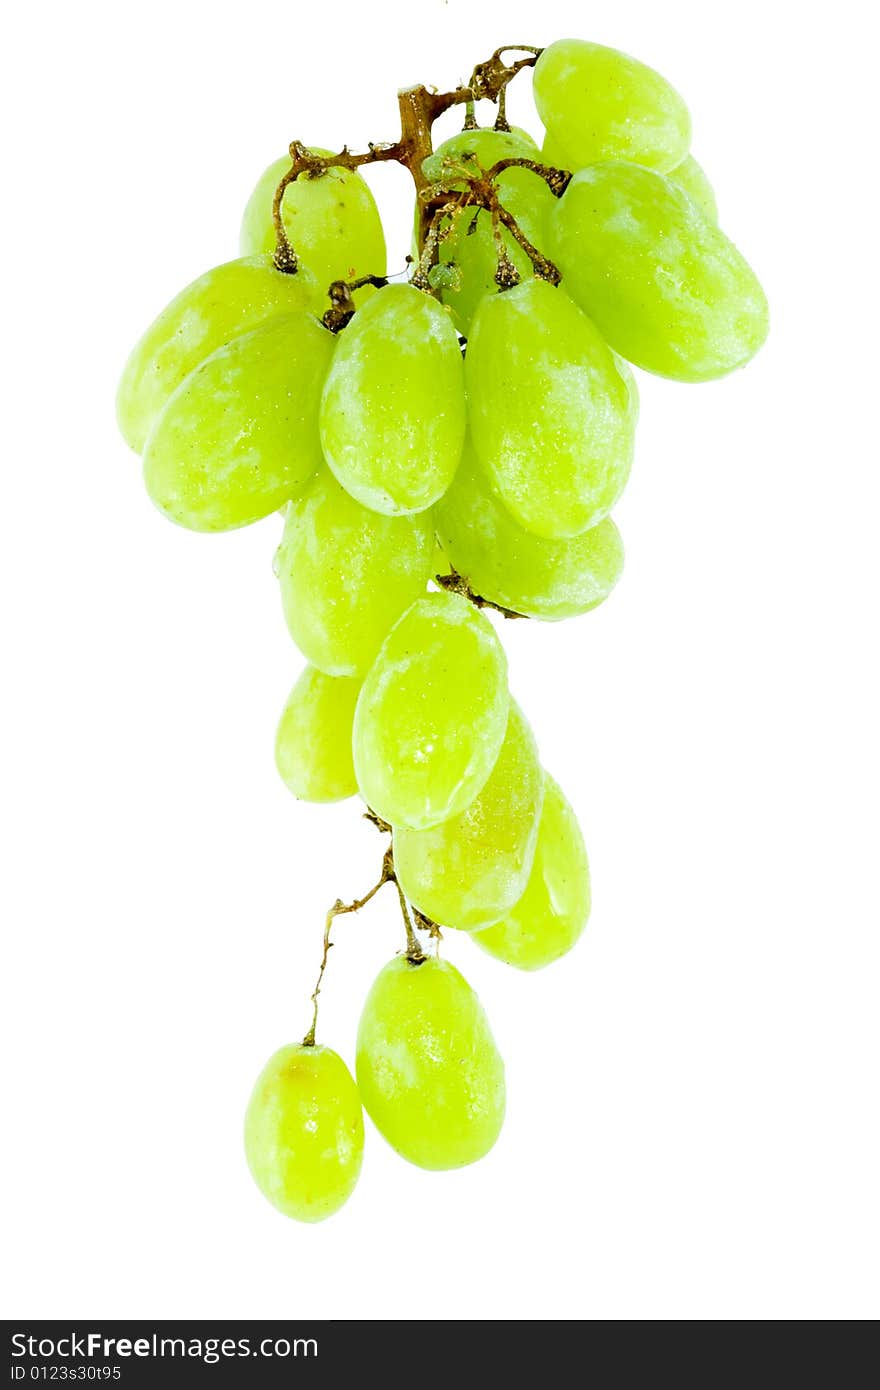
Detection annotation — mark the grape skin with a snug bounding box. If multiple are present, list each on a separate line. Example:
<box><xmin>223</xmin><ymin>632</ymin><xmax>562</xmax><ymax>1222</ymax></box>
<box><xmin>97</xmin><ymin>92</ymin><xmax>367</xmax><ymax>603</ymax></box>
<box><xmin>116</xmin><ymin>256</ymin><xmax>321</xmax><ymax>454</ymax></box>
<box><xmin>466</xmin><ymin>277</ymin><xmax>638</xmax><ymax>539</ymax></box>
<box><xmin>244</xmin><ymin>1044</ymin><xmax>363</xmax><ymax>1222</ymax></box>
<box><xmin>275</xmin><ymin>667</ymin><xmax>360</xmax><ymax>803</ymax></box>
<box><xmin>394</xmin><ymin>700</ymin><xmax>544</xmax><ymax>932</ymax></box>
<box><xmin>533</xmin><ymin>38</ymin><xmax>691</xmax><ymax>174</ymax></box>
<box><xmin>320</xmin><ymin>283</ymin><xmax>466</xmax><ymax>516</ymax></box>
<box><xmin>352</xmin><ymin>591</ymin><xmax>509</xmax><ymax>830</ymax></box>
<box><xmin>143</xmin><ymin>313</ymin><xmax>334</xmax><ymax>532</ymax></box>
<box><xmin>275</xmin><ymin>466</ymin><xmax>434</xmax><ymax>678</ymax></box>
<box><xmin>240</xmin><ymin>149</ymin><xmax>387</xmax><ymax>297</ymax></box>
<box><xmin>550</xmin><ymin>162</ymin><xmax>768</xmax><ymax>381</ymax></box>
<box><xmin>474</xmin><ymin>774</ymin><xmax>591</xmax><ymax>970</ymax></box>
<box><xmin>435</xmin><ymin>443</ymin><xmax>625</xmax><ymax>620</ymax></box>
<box><xmin>356</xmin><ymin>956</ymin><xmax>505</xmax><ymax>1170</ymax></box>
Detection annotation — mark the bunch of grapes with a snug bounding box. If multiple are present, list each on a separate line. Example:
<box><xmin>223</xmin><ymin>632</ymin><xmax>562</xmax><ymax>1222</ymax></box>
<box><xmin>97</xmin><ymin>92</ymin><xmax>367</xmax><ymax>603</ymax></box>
<box><xmin>117</xmin><ymin>38</ymin><xmax>768</xmax><ymax>1223</ymax></box>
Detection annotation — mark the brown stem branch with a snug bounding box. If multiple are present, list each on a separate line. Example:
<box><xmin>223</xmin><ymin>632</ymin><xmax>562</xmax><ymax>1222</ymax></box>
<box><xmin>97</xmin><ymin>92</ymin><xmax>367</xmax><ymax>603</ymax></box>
<box><xmin>496</xmin><ymin>205</ymin><xmax>562</xmax><ymax>284</ymax></box>
<box><xmin>302</xmin><ymin>847</ymin><xmax>394</xmax><ymax>1046</ymax></box>
<box><xmin>272</xmin><ymin>44</ymin><xmax>545</xmax><ymax>271</ymax></box>
<box><xmin>484</xmin><ymin>158</ymin><xmax>573</xmax><ymax>198</ymax></box>
<box><xmin>435</xmin><ymin>568</ymin><xmax>527</xmax><ymax>620</ymax></box>
<box><xmin>394</xmin><ymin>878</ymin><xmax>427</xmax><ymax>964</ymax></box>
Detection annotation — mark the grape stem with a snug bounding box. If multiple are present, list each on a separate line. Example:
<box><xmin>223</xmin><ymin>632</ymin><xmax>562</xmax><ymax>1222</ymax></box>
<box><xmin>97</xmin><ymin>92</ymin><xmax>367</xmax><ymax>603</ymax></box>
<box><xmin>394</xmin><ymin>879</ymin><xmax>427</xmax><ymax>965</ymax></box>
<box><xmin>271</xmin><ymin>43</ymin><xmax>548</xmax><ymax>274</ymax></box>
<box><xmin>418</xmin><ymin>155</ymin><xmax>566</xmax><ymax>288</ymax></box>
<box><xmin>302</xmin><ymin>833</ymin><xmax>435</xmax><ymax>1044</ymax></box>
<box><xmin>435</xmin><ymin>568</ymin><xmax>527</xmax><ymax>621</ymax></box>
<box><xmin>302</xmin><ymin>847</ymin><xmax>395</xmax><ymax>1046</ymax></box>
<box><xmin>322</xmin><ymin>274</ymin><xmax>389</xmax><ymax>333</ymax></box>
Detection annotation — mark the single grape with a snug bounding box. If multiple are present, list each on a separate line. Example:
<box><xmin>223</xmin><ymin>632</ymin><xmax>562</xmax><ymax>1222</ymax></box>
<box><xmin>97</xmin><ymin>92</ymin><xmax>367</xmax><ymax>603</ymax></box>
<box><xmin>319</xmin><ymin>283</ymin><xmax>466</xmax><ymax>515</ymax></box>
<box><xmin>244</xmin><ymin>1043</ymin><xmax>363</xmax><ymax>1222</ymax></box>
<box><xmin>474</xmin><ymin>773</ymin><xmax>590</xmax><ymax>970</ymax></box>
<box><xmin>116</xmin><ymin>256</ymin><xmax>321</xmax><ymax>454</ymax></box>
<box><xmin>394</xmin><ymin>700</ymin><xmax>544</xmax><ymax>931</ymax></box>
<box><xmin>668</xmin><ymin>154</ymin><xmax>718</xmax><ymax>222</ymax></box>
<box><xmin>419</xmin><ymin>127</ymin><xmax>555</xmax><ymax>334</ymax></box>
<box><xmin>239</xmin><ymin>149</ymin><xmax>387</xmax><ymax>296</ymax></box>
<box><xmin>435</xmin><ymin>443</ymin><xmax>624</xmax><ymax>620</ymax></box>
<box><xmin>356</xmin><ymin>956</ymin><xmax>505</xmax><ymax>1169</ymax></box>
<box><xmin>143</xmin><ymin>313</ymin><xmax>333</xmax><ymax>531</ymax></box>
<box><xmin>275</xmin><ymin>667</ymin><xmax>360</xmax><ymax>802</ymax></box>
<box><xmin>533</xmin><ymin>38</ymin><xmax>691</xmax><ymax>173</ymax></box>
<box><xmin>466</xmin><ymin>277</ymin><xmax>638</xmax><ymax>539</ymax></box>
<box><xmin>275</xmin><ymin>466</ymin><xmax>434</xmax><ymax>678</ymax></box>
<box><xmin>352</xmin><ymin>590</ymin><xmax>509</xmax><ymax>830</ymax></box>
<box><xmin>550</xmin><ymin>162</ymin><xmax>768</xmax><ymax>381</ymax></box>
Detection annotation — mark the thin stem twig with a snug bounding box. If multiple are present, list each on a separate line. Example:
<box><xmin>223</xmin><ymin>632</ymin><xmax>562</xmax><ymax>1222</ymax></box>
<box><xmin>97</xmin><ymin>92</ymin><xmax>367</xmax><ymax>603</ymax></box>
<box><xmin>395</xmin><ymin>879</ymin><xmax>426</xmax><ymax>963</ymax></box>
<box><xmin>435</xmin><ymin>568</ymin><xmax>527</xmax><ymax>620</ymax></box>
<box><xmin>302</xmin><ymin>848</ymin><xmax>394</xmax><ymax>1045</ymax></box>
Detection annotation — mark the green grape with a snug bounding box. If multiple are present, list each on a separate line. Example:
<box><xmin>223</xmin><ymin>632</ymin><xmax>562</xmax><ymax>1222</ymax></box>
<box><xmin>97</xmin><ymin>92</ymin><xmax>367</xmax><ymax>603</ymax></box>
<box><xmin>550</xmin><ymin>162</ymin><xmax>768</xmax><ymax>382</ymax></box>
<box><xmin>117</xmin><ymin>256</ymin><xmax>321</xmax><ymax>454</ymax></box>
<box><xmin>356</xmin><ymin>956</ymin><xmax>505</xmax><ymax>1169</ymax></box>
<box><xmin>474</xmin><ymin>773</ymin><xmax>590</xmax><ymax>970</ymax></box>
<box><xmin>143</xmin><ymin>313</ymin><xmax>333</xmax><ymax>531</ymax></box>
<box><xmin>466</xmin><ymin>277</ymin><xmax>638</xmax><ymax>539</ymax></box>
<box><xmin>352</xmin><ymin>590</ymin><xmax>509</xmax><ymax>830</ymax></box>
<box><xmin>533</xmin><ymin>38</ymin><xmax>691</xmax><ymax>173</ymax></box>
<box><xmin>394</xmin><ymin>700</ymin><xmax>543</xmax><ymax>931</ymax></box>
<box><xmin>435</xmin><ymin>443</ymin><xmax>624</xmax><ymax>620</ymax></box>
<box><xmin>668</xmin><ymin>154</ymin><xmax>718</xmax><ymax>221</ymax></box>
<box><xmin>244</xmin><ymin>1043</ymin><xmax>363</xmax><ymax>1222</ymax></box>
<box><xmin>275</xmin><ymin>667</ymin><xmax>360</xmax><ymax>802</ymax></box>
<box><xmin>419</xmin><ymin>127</ymin><xmax>555</xmax><ymax>334</ymax></box>
<box><xmin>239</xmin><ymin>149</ymin><xmax>387</xmax><ymax>295</ymax></box>
<box><xmin>275</xmin><ymin>466</ymin><xmax>434</xmax><ymax>677</ymax></box>
<box><xmin>320</xmin><ymin>284</ymin><xmax>466</xmax><ymax>515</ymax></box>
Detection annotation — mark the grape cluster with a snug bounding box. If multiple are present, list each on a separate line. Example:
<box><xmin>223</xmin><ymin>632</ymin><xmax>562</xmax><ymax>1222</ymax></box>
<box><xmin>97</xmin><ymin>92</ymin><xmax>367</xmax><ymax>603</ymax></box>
<box><xmin>117</xmin><ymin>38</ymin><xmax>768</xmax><ymax>1222</ymax></box>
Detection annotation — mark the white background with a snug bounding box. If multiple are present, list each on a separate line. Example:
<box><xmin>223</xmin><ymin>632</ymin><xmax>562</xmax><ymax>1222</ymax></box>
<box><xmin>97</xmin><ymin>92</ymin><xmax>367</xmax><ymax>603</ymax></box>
<box><xmin>2</xmin><ymin>0</ymin><xmax>878</xmax><ymax>1322</ymax></box>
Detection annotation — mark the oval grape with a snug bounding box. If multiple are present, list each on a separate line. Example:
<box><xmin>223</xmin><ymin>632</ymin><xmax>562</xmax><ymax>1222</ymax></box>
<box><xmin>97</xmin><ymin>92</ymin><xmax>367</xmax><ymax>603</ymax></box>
<box><xmin>240</xmin><ymin>149</ymin><xmax>387</xmax><ymax>295</ymax></box>
<box><xmin>244</xmin><ymin>1043</ymin><xmax>363</xmax><ymax>1222</ymax></box>
<box><xmin>466</xmin><ymin>277</ymin><xmax>638</xmax><ymax>538</ymax></box>
<box><xmin>143</xmin><ymin>312</ymin><xmax>333</xmax><ymax>531</ymax></box>
<box><xmin>474</xmin><ymin>773</ymin><xmax>591</xmax><ymax>970</ymax></box>
<box><xmin>356</xmin><ymin>956</ymin><xmax>505</xmax><ymax>1169</ymax></box>
<box><xmin>320</xmin><ymin>284</ymin><xmax>466</xmax><ymax>515</ymax></box>
<box><xmin>394</xmin><ymin>700</ymin><xmax>544</xmax><ymax>931</ymax></box>
<box><xmin>435</xmin><ymin>443</ymin><xmax>625</xmax><ymax>620</ymax></box>
<box><xmin>533</xmin><ymin>38</ymin><xmax>691</xmax><ymax>173</ymax></box>
<box><xmin>275</xmin><ymin>667</ymin><xmax>360</xmax><ymax>802</ymax></box>
<box><xmin>550</xmin><ymin>161</ymin><xmax>768</xmax><ymax>381</ymax></box>
<box><xmin>117</xmin><ymin>256</ymin><xmax>321</xmax><ymax>454</ymax></box>
<box><xmin>275</xmin><ymin>466</ymin><xmax>434</xmax><ymax>677</ymax></box>
<box><xmin>352</xmin><ymin>590</ymin><xmax>509</xmax><ymax>830</ymax></box>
